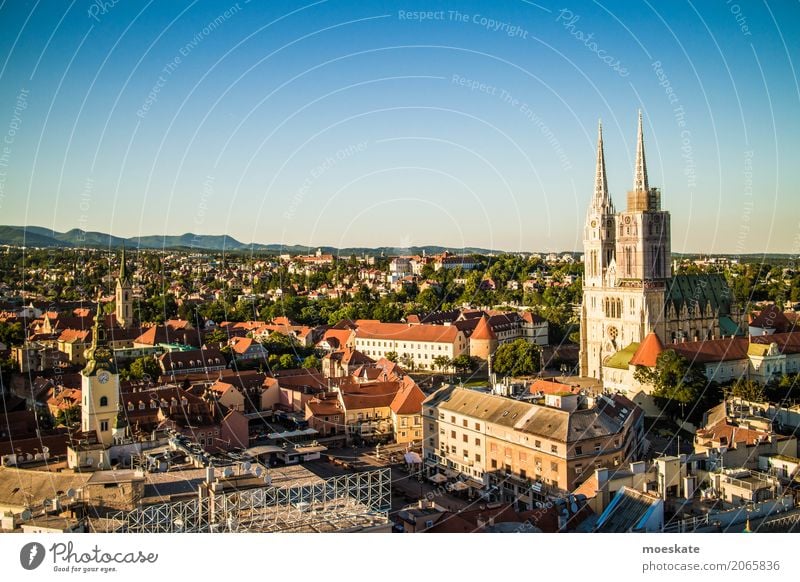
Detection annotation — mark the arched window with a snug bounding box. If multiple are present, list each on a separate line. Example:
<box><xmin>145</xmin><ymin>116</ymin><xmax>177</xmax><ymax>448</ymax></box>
<box><xmin>99</xmin><ymin>396</ymin><xmax>108</xmax><ymax>407</ymax></box>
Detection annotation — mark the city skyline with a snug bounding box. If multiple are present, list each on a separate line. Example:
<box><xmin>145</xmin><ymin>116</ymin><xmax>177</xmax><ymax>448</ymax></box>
<box><xmin>0</xmin><ymin>1</ymin><xmax>798</xmax><ymax>254</ymax></box>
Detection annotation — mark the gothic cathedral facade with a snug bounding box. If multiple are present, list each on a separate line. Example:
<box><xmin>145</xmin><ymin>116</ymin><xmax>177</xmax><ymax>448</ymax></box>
<box><xmin>580</xmin><ymin>112</ymin><xmax>671</xmax><ymax>379</ymax></box>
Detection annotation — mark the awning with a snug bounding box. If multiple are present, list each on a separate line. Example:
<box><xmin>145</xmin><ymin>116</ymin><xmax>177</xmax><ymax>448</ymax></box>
<box><xmin>444</xmin><ymin>469</ymin><xmax>459</xmax><ymax>478</ymax></box>
<box><xmin>450</xmin><ymin>481</ymin><xmax>469</xmax><ymax>491</ymax></box>
<box><xmin>465</xmin><ymin>478</ymin><xmax>485</xmax><ymax>490</ymax></box>
<box><xmin>429</xmin><ymin>473</ymin><xmax>448</xmax><ymax>484</ymax></box>
<box><xmin>404</xmin><ymin>451</ymin><xmax>422</xmax><ymax>464</ymax></box>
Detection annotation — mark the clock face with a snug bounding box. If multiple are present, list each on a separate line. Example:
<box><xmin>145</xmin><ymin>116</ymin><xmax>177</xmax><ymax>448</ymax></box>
<box><xmin>98</xmin><ymin>371</ymin><xmax>110</xmax><ymax>384</ymax></box>
<box><xmin>590</xmin><ymin>220</ymin><xmax>597</xmax><ymax>228</ymax></box>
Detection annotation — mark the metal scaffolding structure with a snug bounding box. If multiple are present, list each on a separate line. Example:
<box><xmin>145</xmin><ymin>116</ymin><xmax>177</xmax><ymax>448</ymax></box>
<box><xmin>102</xmin><ymin>468</ymin><xmax>390</xmax><ymax>533</ymax></box>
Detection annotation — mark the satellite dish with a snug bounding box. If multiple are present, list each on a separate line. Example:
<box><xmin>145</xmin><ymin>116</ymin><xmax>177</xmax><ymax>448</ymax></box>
<box><xmin>42</xmin><ymin>446</ymin><xmax>50</xmax><ymax>454</ymax></box>
<box><xmin>223</xmin><ymin>467</ymin><xmax>233</xmax><ymax>478</ymax></box>
<box><xmin>66</xmin><ymin>488</ymin><xmax>76</xmax><ymax>499</ymax></box>
<box><xmin>242</xmin><ymin>461</ymin><xmax>252</xmax><ymax>472</ymax></box>
<box><xmin>21</xmin><ymin>509</ymin><xmax>32</xmax><ymax>521</ymax></box>
<box><xmin>264</xmin><ymin>475</ymin><xmax>272</xmax><ymax>485</ymax></box>
<box><xmin>254</xmin><ymin>467</ymin><xmax>263</xmax><ymax>477</ymax></box>
<box><xmin>571</xmin><ymin>502</ymin><xmax>579</xmax><ymax>513</ymax></box>
<box><xmin>85</xmin><ymin>457</ymin><xmax>94</xmax><ymax>467</ymax></box>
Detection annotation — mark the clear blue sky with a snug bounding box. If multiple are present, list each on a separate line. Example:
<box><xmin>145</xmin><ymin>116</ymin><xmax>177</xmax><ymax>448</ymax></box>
<box><xmin>0</xmin><ymin>0</ymin><xmax>798</xmax><ymax>254</ymax></box>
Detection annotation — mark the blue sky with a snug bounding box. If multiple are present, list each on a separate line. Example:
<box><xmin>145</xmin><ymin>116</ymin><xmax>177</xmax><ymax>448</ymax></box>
<box><xmin>0</xmin><ymin>0</ymin><xmax>797</xmax><ymax>253</ymax></box>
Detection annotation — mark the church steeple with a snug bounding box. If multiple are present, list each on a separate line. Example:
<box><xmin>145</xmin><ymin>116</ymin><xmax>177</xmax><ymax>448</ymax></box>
<box><xmin>84</xmin><ymin>293</ymin><xmax>116</xmax><ymax>375</ymax></box>
<box><xmin>633</xmin><ymin>109</ymin><xmax>648</xmax><ymax>192</ymax></box>
<box><xmin>119</xmin><ymin>244</ymin><xmax>129</xmax><ymax>285</ymax></box>
<box><xmin>592</xmin><ymin>120</ymin><xmax>613</xmax><ymax>213</ymax></box>
<box><xmin>115</xmin><ymin>245</ymin><xmax>133</xmax><ymax>329</ymax></box>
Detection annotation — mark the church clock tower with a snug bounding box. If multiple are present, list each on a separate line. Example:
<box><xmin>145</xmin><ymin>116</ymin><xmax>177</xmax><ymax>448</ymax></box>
<box><xmin>81</xmin><ymin>300</ymin><xmax>120</xmax><ymax>447</ymax></box>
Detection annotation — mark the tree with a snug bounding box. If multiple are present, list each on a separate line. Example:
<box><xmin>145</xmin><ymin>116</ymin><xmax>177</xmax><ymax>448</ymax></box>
<box><xmin>279</xmin><ymin>354</ymin><xmax>296</xmax><ymax>369</ymax></box>
<box><xmin>129</xmin><ymin>356</ymin><xmax>161</xmax><ymax>380</ymax></box>
<box><xmin>204</xmin><ymin>328</ymin><xmax>229</xmax><ymax>347</ymax></box>
<box><xmin>0</xmin><ymin>321</ymin><xmax>24</xmax><ymax>347</ymax></box>
<box><xmin>451</xmin><ymin>354</ymin><xmax>475</xmax><ymax>374</ymax></box>
<box><xmin>302</xmin><ymin>354</ymin><xmax>321</xmax><ymax>370</ymax></box>
<box><xmin>385</xmin><ymin>351</ymin><xmax>398</xmax><ymax>363</ymax></box>
<box><xmin>433</xmin><ymin>355</ymin><xmax>451</xmax><ymax>372</ymax></box>
<box><xmin>492</xmin><ymin>339</ymin><xmax>541</xmax><ymax>377</ymax></box>
<box><xmin>634</xmin><ymin>349</ymin><xmax>708</xmax><ymax>418</ymax></box>
<box><xmin>726</xmin><ymin>378</ymin><xmax>766</xmax><ymax>403</ymax></box>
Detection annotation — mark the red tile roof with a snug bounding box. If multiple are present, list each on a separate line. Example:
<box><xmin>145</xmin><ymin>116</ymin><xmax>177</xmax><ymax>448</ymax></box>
<box><xmin>630</xmin><ymin>332</ymin><xmax>664</xmax><ymax>367</ymax></box>
<box><xmin>390</xmin><ymin>377</ymin><xmax>425</xmax><ymax>415</ymax></box>
<box><xmin>470</xmin><ymin>315</ymin><xmax>496</xmax><ymax>341</ymax></box>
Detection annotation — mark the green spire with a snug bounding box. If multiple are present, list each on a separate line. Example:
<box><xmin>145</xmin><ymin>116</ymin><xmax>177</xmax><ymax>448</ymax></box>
<box><xmin>83</xmin><ymin>290</ymin><xmax>116</xmax><ymax>376</ymax></box>
<box><xmin>119</xmin><ymin>244</ymin><xmax>130</xmax><ymax>285</ymax></box>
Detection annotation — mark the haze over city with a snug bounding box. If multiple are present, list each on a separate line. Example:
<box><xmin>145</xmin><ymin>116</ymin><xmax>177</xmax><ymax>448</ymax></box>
<box><xmin>0</xmin><ymin>0</ymin><xmax>798</xmax><ymax>253</ymax></box>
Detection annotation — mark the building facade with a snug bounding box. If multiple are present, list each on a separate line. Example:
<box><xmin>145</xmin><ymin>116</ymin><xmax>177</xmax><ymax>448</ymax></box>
<box><xmin>580</xmin><ymin>113</ymin><xmax>741</xmax><ymax>381</ymax></box>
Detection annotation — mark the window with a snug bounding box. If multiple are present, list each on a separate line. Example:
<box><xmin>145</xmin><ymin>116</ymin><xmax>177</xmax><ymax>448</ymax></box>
<box><xmin>99</xmin><ymin>396</ymin><xmax>108</xmax><ymax>407</ymax></box>
<box><xmin>550</xmin><ymin>462</ymin><xmax>558</xmax><ymax>472</ymax></box>
<box><xmin>474</xmin><ymin>422</ymin><xmax>481</xmax><ymax>430</ymax></box>
<box><xmin>575</xmin><ymin>446</ymin><xmax>582</xmax><ymax>455</ymax></box>
<box><xmin>594</xmin><ymin>444</ymin><xmax>602</xmax><ymax>452</ymax></box>
<box><xmin>520</xmin><ymin>469</ymin><xmax>527</xmax><ymax>480</ymax></box>
<box><xmin>451</xmin><ymin>430</ymin><xmax>456</xmax><ymax>438</ymax></box>
<box><xmin>550</xmin><ymin>444</ymin><xmax>558</xmax><ymax>453</ymax></box>
<box><xmin>490</xmin><ymin>443</ymin><xmax>498</xmax><ymax>453</ymax></box>
<box><xmin>100</xmin><ymin>420</ymin><xmax>109</xmax><ymax>432</ymax></box>
<box><xmin>475</xmin><ymin>453</ymin><xmax>481</xmax><ymax>463</ymax></box>
<box><xmin>450</xmin><ymin>416</ymin><xmax>455</xmax><ymax>423</ymax></box>
<box><xmin>463</xmin><ymin>450</ymin><xmax>468</xmax><ymax>458</ymax></box>
<box><xmin>462</xmin><ymin>434</ymin><xmax>468</xmax><ymax>443</ymax></box>
<box><xmin>491</xmin><ymin>459</ymin><xmax>497</xmax><ymax>469</ymax></box>
<box><xmin>534</xmin><ymin>440</ymin><xmax>541</xmax><ymax>448</ymax></box>
<box><xmin>475</xmin><ymin>438</ymin><xmax>481</xmax><ymax>446</ymax></box>
<box><xmin>519</xmin><ymin>452</ymin><xmax>527</xmax><ymax>462</ymax></box>
<box><xmin>462</xmin><ymin>419</ymin><xmax>468</xmax><ymax>427</ymax></box>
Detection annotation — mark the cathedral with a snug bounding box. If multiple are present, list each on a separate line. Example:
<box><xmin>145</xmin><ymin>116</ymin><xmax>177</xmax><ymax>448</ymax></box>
<box><xmin>579</xmin><ymin>112</ymin><xmax>742</xmax><ymax>380</ymax></box>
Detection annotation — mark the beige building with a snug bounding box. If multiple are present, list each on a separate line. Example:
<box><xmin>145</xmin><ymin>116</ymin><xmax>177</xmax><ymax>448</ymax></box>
<box><xmin>423</xmin><ymin>386</ymin><xmax>644</xmax><ymax>506</ymax></box>
<box><xmin>353</xmin><ymin>320</ymin><xmax>468</xmax><ymax>370</ymax></box>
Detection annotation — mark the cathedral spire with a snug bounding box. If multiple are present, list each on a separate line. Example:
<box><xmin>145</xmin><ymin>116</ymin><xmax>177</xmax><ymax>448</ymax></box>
<box><xmin>593</xmin><ymin>119</ymin><xmax>611</xmax><ymax>211</ymax></box>
<box><xmin>633</xmin><ymin>109</ymin><xmax>649</xmax><ymax>192</ymax></box>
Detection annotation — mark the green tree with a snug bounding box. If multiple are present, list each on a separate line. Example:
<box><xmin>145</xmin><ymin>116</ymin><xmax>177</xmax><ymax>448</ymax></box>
<box><xmin>451</xmin><ymin>354</ymin><xmax>475</xmax><ymax>374</ymax></box>
<box><xmin>634</xmin><ymin>349</ymin><xmax>708</xmax><ymax>418</ymax></box>
<box><xmin>385</xmin><ymin>351</ymin><xmax>398</xmax><ymax>363</ymax></box>
<box><xmin>726</xmin><ymin>378</ymin><xmax>766</xmax><ymax>402</ymax></box>
<box><xmin>433</xmin><ymin>355</ymin><xmax>451</xmax><ymax>372</ymax></box>
<box><xmin>279</xmin><ymin>353</ymin><xmax>296</xmax><ymax>369</ymax></box>
<box><xmin>129</xmin><ymin>356</ymin><xmax>162</xmax><ymax>380</ymax></box>
<box><xmin>492</xmin><ymin>339</ymin><xmax>541</xmax><ymax>377</ymax></box>
<box><xmin>302</xmin><ymin>354</ymin><xmax>321</xmax><ymax>370</ymax></box>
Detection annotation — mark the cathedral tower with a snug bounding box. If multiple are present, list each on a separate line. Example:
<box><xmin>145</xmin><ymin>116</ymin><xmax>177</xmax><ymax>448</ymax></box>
<box><xmin>580</xmin><ymin>112</ymin><xmax>671</xmax><ymax>379</ymax></box>
<box><xmin>115</xmin><ymin>245</ymin><xmax>133</xmax><ymax>329</ymax></box>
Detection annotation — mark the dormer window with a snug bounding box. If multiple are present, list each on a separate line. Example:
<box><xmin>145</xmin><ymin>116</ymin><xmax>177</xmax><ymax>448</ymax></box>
<box><xmin>150</xmin><ymin>400</ymin><xmax>158</xmax><ymax>409</ymax></box>
<box><xmin>127</xmin><ymin>402</ymin><xmax>134</xmax><ymax>411</ymax></box>
<box><xmin>139</xmin><ymin>401</ymin><xmax>145</xmax><ymax>410</ymax></box>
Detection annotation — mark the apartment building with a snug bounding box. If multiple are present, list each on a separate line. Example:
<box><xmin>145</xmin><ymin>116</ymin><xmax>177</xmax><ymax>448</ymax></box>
<box><xmin>422</xmin><ymin>386</ymin><xmax>644</xmax><ymax>507</ymax></box>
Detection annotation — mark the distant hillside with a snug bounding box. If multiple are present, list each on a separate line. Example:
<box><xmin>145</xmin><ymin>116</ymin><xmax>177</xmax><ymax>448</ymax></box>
<box><xmin>0</xmin><ymin>225</ymin><xmax>506</xmax><ymax>255</ymax></box>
